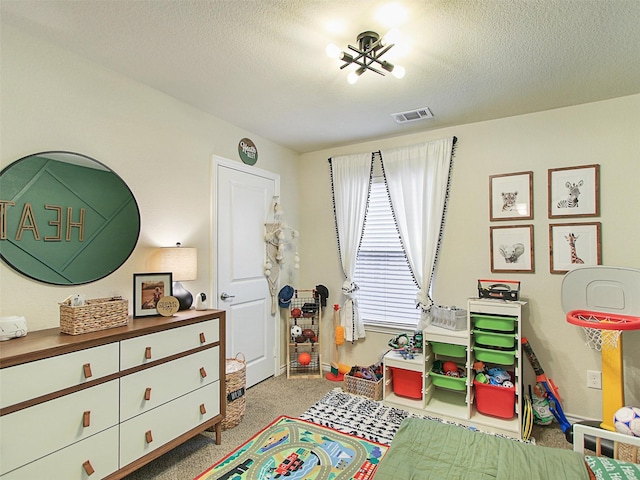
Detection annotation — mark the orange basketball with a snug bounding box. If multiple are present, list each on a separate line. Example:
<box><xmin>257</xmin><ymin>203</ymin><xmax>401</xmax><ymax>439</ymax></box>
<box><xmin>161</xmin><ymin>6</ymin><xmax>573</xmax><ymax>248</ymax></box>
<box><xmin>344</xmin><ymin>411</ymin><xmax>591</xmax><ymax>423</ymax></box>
<box><xmin>298</xmin><ymin>352</ymin><xmax>311</xmax><ymax>366</ymax></box>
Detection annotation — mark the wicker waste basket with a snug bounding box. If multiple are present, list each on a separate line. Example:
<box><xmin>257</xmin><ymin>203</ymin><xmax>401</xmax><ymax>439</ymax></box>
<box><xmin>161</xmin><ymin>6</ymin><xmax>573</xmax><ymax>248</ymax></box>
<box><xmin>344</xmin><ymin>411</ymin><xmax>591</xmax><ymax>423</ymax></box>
<box><xmin>222</xmin><ymin>353</ymin><xmax>246</xmax><ymax>430</ymax></box>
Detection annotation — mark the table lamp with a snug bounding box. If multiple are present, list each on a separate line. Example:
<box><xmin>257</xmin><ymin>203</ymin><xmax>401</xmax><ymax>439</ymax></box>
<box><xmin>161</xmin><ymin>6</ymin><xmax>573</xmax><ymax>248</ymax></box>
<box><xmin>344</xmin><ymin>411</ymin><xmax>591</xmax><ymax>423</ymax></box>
<box><xmin>154</xmin><ymin>243</ymin><xmax>197</xmax><ymax>310</ymax></box>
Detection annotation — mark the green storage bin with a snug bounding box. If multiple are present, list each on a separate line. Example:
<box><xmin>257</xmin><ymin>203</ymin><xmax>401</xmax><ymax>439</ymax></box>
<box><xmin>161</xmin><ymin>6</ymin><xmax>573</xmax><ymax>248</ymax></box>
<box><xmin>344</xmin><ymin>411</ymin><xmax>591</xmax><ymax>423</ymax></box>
<box><xmin>430</xmin><ymin>342</ymin><xmax>466</xmax><ymax>358</ymax></box>
<box><xmin>471</xmin><ymin>314</ymin><xmax>515</xmax><ymax>332</ymax></box>
<box><xmin>473</xmin><ymin>329</ymin><xmax>516</xmax><ymax>349</ymax></box>
<box><xmin>429</xmin><ymin>370</ymin><xmax>467</xmax><ymax>391</ymax></box>
<box><xmin>473</xmin><ymin>345</ymin><xmax>516</xmax><ymax>365</ymax></box>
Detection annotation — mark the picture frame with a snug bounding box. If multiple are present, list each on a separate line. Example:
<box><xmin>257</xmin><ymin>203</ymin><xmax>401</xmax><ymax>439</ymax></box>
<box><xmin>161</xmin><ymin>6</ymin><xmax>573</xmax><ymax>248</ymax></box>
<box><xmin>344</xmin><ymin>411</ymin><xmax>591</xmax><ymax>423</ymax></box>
<box><xmin>548</xmin><ymin>164</ymin><xmax>600</xmax><ymax>218</ymax></box>
<box><xmin>133</xmin><ymin>272</ymin><xmax>173</xmax><ymax>318</ymax></box>
<box><xmin>490</xmin><ymin>225</ymin><xmax>534</xmax><ymax>273</ymax></box>
<box><xmin>549</xmin><ymin>222</ymin><xmax>601</xmax><ymax>274</ymax></box>
<box><xmin>489</xmin><ymin>171</ymin><xmax>533</xmax><ymax>221</ymax></box>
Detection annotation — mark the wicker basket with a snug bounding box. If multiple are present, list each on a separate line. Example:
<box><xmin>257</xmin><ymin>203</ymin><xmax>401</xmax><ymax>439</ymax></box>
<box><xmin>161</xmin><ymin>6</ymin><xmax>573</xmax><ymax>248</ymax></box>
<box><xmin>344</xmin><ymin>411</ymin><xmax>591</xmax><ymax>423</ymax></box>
<box><xmin>616</xmin><ymin>442</ymin><xmax>639</xmax><ymax>464</ymax></box>
<box><xmin>60</xmin><ymin>297</ymin><xmax>128</xmax><ymax>335</ymax></box>
<box><xmin>222</xmin><ymin>353</ymin><xmax>246</xmax><ymax>430</ymax></box>
<box><xmin>343</xmin><ymin>374</ymin><xmax>383</xmax><ymax>401</ymax></box>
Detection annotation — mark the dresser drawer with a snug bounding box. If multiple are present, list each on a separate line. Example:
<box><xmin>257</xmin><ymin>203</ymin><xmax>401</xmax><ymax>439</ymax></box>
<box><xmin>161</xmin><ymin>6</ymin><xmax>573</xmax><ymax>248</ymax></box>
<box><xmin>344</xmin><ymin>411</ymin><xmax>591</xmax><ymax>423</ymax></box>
<box><xmin>120</xmin><ymin>346</ymin><xmax>220</xmax><ymax>421</ymax></box>
<box><xmin>0</xmin><ymin>380</ymin><xmax>119</xmax><ymax>475</ymax></box>
<box><xmin>0</xmin><ymin>426</ymin><xmax>119</xmax><ymax>480</ymax></box>
<box><xmin>119</xmin><ymin>381</ymin><xmax>220</xmax><ymax>468</ymax></box>
<box><xmin>0</xmin><ymin>342</ymin><xmax>119</xmax><ymax>409</ymax></box>
<box><xmin>120</xmin><ymin>319</ymin><xmax>219</xmax><ymax>370</ymax></box>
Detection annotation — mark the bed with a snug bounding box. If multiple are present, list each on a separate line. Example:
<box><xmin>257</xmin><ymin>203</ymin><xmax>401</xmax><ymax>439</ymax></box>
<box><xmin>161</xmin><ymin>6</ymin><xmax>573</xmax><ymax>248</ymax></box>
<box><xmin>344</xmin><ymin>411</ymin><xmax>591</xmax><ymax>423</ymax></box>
<box><xmin>374</xmin><ymin>418</ymin><xmax>640</xmax><ymax>479</ymax></box>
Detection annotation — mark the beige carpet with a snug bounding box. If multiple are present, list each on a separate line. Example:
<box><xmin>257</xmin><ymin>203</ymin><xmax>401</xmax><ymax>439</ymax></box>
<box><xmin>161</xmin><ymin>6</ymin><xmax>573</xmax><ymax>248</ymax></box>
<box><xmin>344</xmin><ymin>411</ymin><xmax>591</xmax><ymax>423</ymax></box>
<box><xmin>123</xmin><ymin>374</ymin><xmax>571</xmax><ymax>479</ymax></box>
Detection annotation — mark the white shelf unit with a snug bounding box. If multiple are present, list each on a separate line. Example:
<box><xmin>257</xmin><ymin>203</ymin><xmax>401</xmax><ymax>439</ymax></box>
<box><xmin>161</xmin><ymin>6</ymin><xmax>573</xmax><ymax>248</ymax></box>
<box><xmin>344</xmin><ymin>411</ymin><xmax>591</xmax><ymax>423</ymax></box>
<box><xmin>381</xmin><ymin>299</ymin><xmax>525</xmax><ymax>439</ymax></box>
<box><xmin>468</xmin><ymin>298</ymin><xmax>524</xmax><ymax>439</ymax></box>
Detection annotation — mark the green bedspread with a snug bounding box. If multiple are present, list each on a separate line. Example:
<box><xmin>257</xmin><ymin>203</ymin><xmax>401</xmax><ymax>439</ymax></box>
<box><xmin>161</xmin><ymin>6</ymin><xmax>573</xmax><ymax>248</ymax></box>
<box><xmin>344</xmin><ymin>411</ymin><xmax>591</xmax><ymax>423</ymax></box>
<box><xmin>374</xmin><ymin>418</ymin><xmax>589</xmax><ymax>479</ymax></box>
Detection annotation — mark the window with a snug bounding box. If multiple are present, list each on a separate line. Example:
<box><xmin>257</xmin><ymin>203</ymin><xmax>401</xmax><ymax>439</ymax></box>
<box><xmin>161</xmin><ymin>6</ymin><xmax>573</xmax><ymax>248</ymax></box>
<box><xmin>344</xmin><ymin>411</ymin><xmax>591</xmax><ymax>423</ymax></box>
<box><xmin>353</xmin><ymin>179</ymin><xmax>420</xmax><ymax>330</ymax></box>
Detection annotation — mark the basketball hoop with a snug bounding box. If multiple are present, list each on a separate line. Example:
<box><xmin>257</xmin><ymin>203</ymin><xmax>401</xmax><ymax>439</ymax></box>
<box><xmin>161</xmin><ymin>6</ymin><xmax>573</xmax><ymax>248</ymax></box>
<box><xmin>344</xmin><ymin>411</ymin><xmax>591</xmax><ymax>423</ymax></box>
<box><xmin>566</xmin><ymin>310</ymin><xmax>640</xmax><ymax>351</ymax></box>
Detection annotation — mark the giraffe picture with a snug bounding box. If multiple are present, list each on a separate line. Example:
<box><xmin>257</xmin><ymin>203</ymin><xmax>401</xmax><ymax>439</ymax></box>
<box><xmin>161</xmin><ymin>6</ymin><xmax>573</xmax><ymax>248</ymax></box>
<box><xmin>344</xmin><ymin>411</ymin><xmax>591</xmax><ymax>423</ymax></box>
<box><xmin>548</xmin><ymin>164</ymin><xmax>600</xmax><ymax>218</ymax></box>
<box><xmin>549</xmin><ymin>223</ymin><xmax>601</xmax><ymax>274</ymax></box>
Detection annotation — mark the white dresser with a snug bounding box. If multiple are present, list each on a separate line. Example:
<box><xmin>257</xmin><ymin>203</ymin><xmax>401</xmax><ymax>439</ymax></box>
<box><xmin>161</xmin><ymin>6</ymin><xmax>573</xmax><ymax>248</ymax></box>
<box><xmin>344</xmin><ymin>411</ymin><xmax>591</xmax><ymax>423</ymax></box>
<box><xmin>0</xmin><ymin>309</ymin><xmax>226</xmax><ymax>479</ymax></box>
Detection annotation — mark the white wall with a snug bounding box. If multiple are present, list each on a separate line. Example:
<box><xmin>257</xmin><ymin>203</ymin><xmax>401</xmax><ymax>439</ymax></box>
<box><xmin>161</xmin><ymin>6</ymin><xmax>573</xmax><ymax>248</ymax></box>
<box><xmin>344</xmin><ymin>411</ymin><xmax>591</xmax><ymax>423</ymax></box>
<box><xmin>298</xmin><ymin>95</ymin><xmax>640</xmax><ymax>421</ymax></box>
<box><xmin>0</xmin><ymin>26</ymin><xmax>300</xmax><ymax>334</ymax></box>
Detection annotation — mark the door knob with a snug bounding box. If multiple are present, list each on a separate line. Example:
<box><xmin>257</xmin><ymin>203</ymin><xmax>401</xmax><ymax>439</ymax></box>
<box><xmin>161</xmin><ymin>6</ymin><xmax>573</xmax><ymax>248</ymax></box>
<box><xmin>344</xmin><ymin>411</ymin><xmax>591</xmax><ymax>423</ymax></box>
<box><xmin>220</xmin><ymin>292</ymin><xmax>236</xmax><ymax>301</ymax></box>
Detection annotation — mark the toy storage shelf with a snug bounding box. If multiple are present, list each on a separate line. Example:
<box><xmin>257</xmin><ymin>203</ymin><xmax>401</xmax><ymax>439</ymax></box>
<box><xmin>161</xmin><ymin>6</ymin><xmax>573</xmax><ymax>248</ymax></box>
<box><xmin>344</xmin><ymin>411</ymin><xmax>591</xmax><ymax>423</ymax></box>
<box><xmin>381</xmin><ymin>299</ymin><xmax>525</xmax><ymax>439</ymax></box>
<box><xmin>286</xmin><ymin>290</ymin><xmax>322</xmax><ymax>379</ymax></box>
<box><xmin>423</xmin><ymin>314</ymin><xmax>473</xmax><ymax>421</ymax></box>
<box><xmin>468</xmin><ymin>298</ymin><xmax>524</xmax><ymax>438</ymax></box>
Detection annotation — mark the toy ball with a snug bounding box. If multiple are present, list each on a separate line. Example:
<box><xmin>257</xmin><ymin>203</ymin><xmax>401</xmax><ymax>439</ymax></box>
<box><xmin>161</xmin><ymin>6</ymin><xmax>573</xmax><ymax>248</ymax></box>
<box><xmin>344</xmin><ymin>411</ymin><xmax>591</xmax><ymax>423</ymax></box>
<box><xmin>443</xmin><ymin>361</ymin><xmax>458</xmax><ymax>374</ymax></box>
<box><xmin>502</xmin><ymin>381</ymin><xmax>514</xmax><ymax>388</ymax></box>
<box><xmin>290</xmin><ymin>325</ymin><xmax>302</xmax><ymax>338</ymax></box>
<box><xmin>291</xmin><ymin>308</ymin><xmax>302</xmax><ymax>318</ymax></box>
<box><xmin>302</xmin><ymin>328</ymin><xmax>315</xmax><ymax>339</ymax></box>
<box><xmin>614</xmin><ymin>406</ymin><xmax>640</xmax><ymax>437</ymax></box>
<box><xmin>298</xmin><ymin>352</ymin><xmax>311</xmax><ymax>366</ymax></box>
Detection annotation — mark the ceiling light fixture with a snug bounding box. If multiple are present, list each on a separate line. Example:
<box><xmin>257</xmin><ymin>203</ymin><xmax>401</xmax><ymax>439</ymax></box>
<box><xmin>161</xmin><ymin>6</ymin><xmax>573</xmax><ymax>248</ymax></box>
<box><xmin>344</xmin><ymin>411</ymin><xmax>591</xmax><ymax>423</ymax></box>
<box><xmin>327</xmin><ymin>30</ymin><xmax>405</xmax><ymax>84</ymax></box>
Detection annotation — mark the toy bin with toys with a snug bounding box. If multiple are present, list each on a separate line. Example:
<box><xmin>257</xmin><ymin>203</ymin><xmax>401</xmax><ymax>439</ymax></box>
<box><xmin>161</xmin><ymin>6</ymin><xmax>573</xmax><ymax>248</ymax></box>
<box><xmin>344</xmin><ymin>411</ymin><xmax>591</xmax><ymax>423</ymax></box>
<box><xmin>474</xmin><ymin>370</ymin><xmax>516</xmax><ymax>419</ymax></box>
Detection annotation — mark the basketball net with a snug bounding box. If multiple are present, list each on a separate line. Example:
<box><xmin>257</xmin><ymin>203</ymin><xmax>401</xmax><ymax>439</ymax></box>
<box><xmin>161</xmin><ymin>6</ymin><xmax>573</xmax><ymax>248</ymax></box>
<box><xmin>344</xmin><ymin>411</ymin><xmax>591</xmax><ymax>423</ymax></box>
<box><xmin>577</xmin><ymin>313</ymin><xmax>622</xmax><ymax>351</ymax></box>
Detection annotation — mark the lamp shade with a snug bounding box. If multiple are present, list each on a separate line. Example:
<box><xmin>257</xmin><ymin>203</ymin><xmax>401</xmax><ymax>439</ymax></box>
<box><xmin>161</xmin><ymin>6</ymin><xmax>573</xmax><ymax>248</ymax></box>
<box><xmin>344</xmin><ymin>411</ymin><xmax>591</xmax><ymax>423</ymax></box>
<box><xmin>154</xmin><ymin>246</ymin><xmax>197</xmax><ymax>281</ymax></box>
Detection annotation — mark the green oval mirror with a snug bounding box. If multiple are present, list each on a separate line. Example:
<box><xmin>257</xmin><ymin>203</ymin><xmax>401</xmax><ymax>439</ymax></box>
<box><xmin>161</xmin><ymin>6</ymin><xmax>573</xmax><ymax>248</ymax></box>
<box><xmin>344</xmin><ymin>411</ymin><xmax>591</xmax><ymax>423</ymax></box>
<box><xmin>0</xmin><ymin>151</ymin><xmax>140</xmax><ymax>285</ymax></box>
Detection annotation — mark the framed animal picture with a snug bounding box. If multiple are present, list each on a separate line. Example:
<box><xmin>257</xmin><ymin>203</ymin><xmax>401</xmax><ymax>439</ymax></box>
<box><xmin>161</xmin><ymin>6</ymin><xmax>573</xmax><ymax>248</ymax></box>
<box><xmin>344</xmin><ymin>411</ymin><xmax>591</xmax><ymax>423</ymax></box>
<box><xmin>489</xmin><ymin>171</ymin><xmax>533</xmax><ymax>221</ymax></box>
<box><xmin>548</xmin><ymin>164</ymin><xmax>600</xmax><ymax>218</ymax></box>
<box><xmin>490</xmin><ymin>225</ymin><xmax>534</xmax><ymax>273</ymax></box>
<box><xmin>549</xmin><ymin>222</ymin><xmax>601</xmax><ymax>274</ymax></box>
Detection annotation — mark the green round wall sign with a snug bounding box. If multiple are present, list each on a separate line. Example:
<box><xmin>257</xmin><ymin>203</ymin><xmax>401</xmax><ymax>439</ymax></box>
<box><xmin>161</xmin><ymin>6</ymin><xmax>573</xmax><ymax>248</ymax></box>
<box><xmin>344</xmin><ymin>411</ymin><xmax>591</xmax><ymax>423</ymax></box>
<box><xmin>238</xmin><ymin>138</ymin><xmax>258</xmax><ymax>165</ymax></box>
<box><xmin>0</xmin><ymin>151</ymin><xmax>140</xmax><ymax>285</ymax></box>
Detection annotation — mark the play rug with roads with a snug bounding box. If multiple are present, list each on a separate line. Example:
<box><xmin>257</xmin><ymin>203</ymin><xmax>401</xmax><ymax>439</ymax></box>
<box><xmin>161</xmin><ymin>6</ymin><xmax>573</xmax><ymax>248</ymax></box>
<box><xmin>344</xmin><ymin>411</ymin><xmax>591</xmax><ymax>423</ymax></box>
<box><xmin>195</xmin><ymin>415</ymin><xmax>388</xmax><ymax>480</ymax></box>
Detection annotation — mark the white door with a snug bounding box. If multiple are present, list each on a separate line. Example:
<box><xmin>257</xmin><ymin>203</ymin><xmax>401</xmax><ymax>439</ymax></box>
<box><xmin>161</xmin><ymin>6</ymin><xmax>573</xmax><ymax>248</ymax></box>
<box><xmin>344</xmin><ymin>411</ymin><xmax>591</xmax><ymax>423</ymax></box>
<box><xmin>214</xmin><ymin>157</ymin><xmax>279</xmax><ymax>388</ymax></box>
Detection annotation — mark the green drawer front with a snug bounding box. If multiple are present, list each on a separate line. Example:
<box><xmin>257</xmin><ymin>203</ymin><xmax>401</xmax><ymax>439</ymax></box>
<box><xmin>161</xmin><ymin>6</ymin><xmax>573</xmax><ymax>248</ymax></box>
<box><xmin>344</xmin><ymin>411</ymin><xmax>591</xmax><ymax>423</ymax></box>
<box><xmin>473</xmin><ymin>346</ymin><xmax>516</xmax><ymax>366</ymax></box>
<box><xmin>429</xmin><ymin>370</ymin><xmax>467</xmax><ymax>391</ymax></box>
<box><xmin>471</xmin><ymin>314</ymin><xmax>515</xmax><ymax>332</ymax></box>
<box><xmin>430</xmin><ymin>342</ymin><xmax>467</xmax><ymax>358</ymax></box>
<box><xmin>473</xmin><ymin>329</ymin><xmax>516</xmax><ymax>349</ymax></box>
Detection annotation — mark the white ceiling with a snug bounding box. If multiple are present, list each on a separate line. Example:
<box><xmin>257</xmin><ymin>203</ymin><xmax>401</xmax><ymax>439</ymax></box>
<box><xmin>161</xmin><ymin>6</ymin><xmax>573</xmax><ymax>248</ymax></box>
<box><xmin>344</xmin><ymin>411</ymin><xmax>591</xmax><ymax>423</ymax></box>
<box><xmin>2</xmin><ymin>0</ymin><xmax>640</xmax><ymax>153</ymax></box>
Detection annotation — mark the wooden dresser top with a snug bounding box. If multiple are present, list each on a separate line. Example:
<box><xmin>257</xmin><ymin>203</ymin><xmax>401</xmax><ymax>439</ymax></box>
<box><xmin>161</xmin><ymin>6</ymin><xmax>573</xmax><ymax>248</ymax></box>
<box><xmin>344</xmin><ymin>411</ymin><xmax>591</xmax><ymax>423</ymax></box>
<box><xmin>0</xmin><ymin>309</ymin><xmax>225</xmax><ymax>368</ymax></box>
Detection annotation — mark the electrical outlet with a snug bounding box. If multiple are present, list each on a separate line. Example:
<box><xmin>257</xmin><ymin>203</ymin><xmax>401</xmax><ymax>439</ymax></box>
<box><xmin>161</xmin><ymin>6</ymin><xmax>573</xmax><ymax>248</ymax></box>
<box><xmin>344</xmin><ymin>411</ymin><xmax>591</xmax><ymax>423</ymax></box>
<box><xmin>587</xmin><ymin>370</ymin><xmax>602</xmax><ymax>389</ymax></box>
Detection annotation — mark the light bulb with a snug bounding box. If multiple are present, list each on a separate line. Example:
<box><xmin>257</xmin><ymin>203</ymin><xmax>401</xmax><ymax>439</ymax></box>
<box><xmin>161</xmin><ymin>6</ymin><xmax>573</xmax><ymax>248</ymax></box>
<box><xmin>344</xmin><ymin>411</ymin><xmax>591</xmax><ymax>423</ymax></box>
<box><xmin>326</xmin><ymin>43</ymin><xmax>341</xmax><ymax>59</ymax></box>
<box><xmin>392</xmin><ymin>65</ymin><xmax>406</xmax><ymax>79</ymax></box>
<box><xmin>347</xmin><ymin>71</ymin><xmax>359</xmax><ymax>84</ymax></box>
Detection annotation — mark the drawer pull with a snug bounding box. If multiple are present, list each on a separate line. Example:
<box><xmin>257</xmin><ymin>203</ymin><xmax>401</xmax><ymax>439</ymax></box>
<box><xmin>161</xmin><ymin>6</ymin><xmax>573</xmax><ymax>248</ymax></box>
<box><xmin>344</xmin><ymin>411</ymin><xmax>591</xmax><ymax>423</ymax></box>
<box><xmin>83</xmin><ymin>410</ymin><xmax>91</xmax><ymax>427</ymax></box>
<box><xmin>145</xmin><ymin>387</ymin><xmax>152</xmax><ymax>401</ymax></box>
<box><xmin>146</xmin><ymin>430</ymin><xmax>153</xmax><ymax>444</ymax></box>
<box><xmin>200</xmin><ymin>332</ymin><xmax>206</xmax><ymax>343</ymax></box>
<box><xmin>200</xmin><ymin>403</ymin><xmax>207</xmax><ymax>415</ymax></box>
<box><xmin>83</xmin><ymin>363</ymin><xmax>93</xmax><ymax>379</ymax></box>
<box><xmin>145</xmin><ymin>347</ymin><xmax>152</xmax><ymax>360</ymax></box>
<box><xmin>83</xmin><ymin>460</ymin><xmax>95</xmax><ymax>476</ymax></box>
<box><xmin>200</xmin><ymin>367</ymin><xmax>207</xmax><ymax>378</ymax></box>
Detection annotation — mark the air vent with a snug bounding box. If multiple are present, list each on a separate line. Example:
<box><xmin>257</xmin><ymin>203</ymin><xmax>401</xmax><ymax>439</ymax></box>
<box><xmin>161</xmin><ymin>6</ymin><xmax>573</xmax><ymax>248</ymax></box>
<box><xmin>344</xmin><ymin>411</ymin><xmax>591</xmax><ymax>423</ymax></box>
<box><xmin>391</xmin><ymin>107</ymin><xmax>433</xmax><ymax>124</ymax></box>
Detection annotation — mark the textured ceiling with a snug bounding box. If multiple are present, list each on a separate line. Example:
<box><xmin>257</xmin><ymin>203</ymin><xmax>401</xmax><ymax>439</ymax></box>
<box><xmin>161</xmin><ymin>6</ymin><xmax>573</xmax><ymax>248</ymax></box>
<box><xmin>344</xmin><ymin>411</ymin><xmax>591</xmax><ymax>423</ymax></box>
<box><xmin>2</xmin><ymin>0</ymin><xmax>640</xmax><ymax>153</ymax></box>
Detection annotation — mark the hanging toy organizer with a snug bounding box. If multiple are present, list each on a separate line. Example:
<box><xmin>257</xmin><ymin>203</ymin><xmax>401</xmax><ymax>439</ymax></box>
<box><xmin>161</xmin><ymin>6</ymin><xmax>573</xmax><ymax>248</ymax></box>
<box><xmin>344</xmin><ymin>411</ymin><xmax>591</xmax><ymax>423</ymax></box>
<box><xmin>561</xmin><ymin>266</ymin><xmax>640</xmax><ymax>432</ymax></box>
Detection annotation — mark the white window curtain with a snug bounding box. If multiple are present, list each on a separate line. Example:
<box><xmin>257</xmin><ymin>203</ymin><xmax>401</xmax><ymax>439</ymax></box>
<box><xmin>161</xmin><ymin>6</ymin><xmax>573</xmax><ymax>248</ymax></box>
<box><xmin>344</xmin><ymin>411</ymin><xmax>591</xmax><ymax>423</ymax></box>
<box><xmin>381</xmin><ymin>137</ymin><xmax>455</xmax><ymax>326</ymax></box>
<box><xmin>329</xmin><ymin>153</ymin><xmax>373</xmax><ymax>342</ymax></box>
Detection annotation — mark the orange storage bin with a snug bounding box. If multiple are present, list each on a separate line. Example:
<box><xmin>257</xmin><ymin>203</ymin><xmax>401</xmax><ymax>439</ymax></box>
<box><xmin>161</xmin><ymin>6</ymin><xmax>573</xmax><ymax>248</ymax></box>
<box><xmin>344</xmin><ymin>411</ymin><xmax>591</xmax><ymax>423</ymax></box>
<box><xmin>474</xmin><ymin>376</ymin><xmax>515</xmax><ymax>419</ymax></box>
<box><xmin>389</xmin><ymin>367</ymin><xmax>422</xmax><ymax>399</ymax></box>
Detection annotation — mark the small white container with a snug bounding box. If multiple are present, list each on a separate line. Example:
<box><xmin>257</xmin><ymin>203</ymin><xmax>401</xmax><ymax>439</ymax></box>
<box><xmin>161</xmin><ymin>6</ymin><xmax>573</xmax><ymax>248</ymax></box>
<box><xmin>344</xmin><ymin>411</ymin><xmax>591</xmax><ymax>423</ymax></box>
<box><xmin>0</xmin><ymin>316</ymin><xmax>28</xmax><ymax>341</ymax></box>
<box><xmin>431</xmin><ymin>306</ymin><xmax>467</xmax><ymax>331</ymax></box>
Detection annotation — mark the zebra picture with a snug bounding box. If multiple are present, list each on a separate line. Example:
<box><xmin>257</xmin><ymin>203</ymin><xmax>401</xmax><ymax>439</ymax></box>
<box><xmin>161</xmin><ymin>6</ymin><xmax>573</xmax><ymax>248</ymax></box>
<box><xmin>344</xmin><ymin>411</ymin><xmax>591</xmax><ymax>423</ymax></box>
<box><xmin>557</xmin><ymin>180</ymin><xmax>583</xmax><ymax>209</ymax></box>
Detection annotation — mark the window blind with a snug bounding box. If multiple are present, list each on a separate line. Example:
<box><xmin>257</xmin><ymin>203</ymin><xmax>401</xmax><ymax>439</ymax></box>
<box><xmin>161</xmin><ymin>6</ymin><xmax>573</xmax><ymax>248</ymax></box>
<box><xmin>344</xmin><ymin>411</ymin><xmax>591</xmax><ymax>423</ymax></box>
<box><xmin>354</xmin><ymin>180</ymin><xmax>420</xmax><ymax>329</ymax></box>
